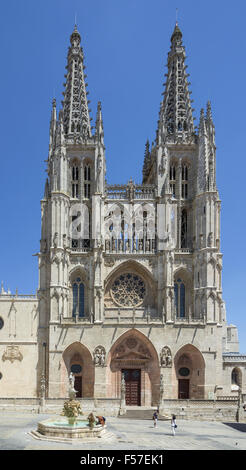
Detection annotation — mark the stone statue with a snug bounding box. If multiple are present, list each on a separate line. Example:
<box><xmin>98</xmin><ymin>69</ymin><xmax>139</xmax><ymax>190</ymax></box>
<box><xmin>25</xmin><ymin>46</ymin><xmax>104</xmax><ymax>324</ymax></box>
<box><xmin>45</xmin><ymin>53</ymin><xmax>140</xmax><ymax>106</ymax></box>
<box><xmin>93</xmin><ymin>346</ymin><xmax>106</xmax><ymax>367</ymax></box>
<box><xmin>121</xmin><ymin>375</ymin><xmax>126</xmax><ymax>400</ymax></box>
<box><xmin>119</xmin><ymin>374</ymin><xmax>126</xmax><ymax>416</ymax></box>
<box><xmin>160</xmin><ymin>346</ymin><xmax>172</xmax><ymax>368</ymax></box>
<box><xmin>68</xmin><ymin>372</ymin><xmax>77</xmax><ymax>399</ymax></box>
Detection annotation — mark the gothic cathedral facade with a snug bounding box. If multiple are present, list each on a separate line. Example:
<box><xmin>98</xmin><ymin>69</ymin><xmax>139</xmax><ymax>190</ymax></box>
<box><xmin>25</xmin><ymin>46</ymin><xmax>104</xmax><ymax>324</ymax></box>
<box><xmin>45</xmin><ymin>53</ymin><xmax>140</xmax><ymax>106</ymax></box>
<box><xmin>0</xmin><ymin>24</ymin><xmax>245</xmax><ymax>406</ymax></box>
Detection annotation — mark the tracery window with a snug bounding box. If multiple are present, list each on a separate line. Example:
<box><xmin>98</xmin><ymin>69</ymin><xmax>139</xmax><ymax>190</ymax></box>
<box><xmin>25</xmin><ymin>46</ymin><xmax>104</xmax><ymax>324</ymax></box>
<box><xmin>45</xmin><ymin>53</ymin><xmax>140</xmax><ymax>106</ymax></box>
<box><xmin>72</xmin><ymin>277</ymin><xmax>85</xmax><ymax>317</ymax></box>
<box><xmin>84</xmin><ymin>164</ymin><xmax>91</xmax><ymax>198</ymax></box>
<box><xmin>181</xmin><ymin>209</ymin><xmax>187</xmax><ymax>248</ymax></box>
<box><xmin>174</xmin><ymin>278</ymin><xmax>185</xmax><ymax>317</ymax></box>
<box><xmin>72</xmin><ymin>164</ymin><xmax>79</xmax><ymax>198</ymax></box>
<box><xmin>111</xmin><ymin>273</ymin><xmax>146</xmax><ymax>307</ymax></box>
<box><xmin>169</xmin><ymin>164</ymin><xmax>176</xmax><ymax>197</ymax></box>
<box><xmin>181</xmin><ymin>164</ymin><xmax>188</xmax><ymax>199</ymax></box>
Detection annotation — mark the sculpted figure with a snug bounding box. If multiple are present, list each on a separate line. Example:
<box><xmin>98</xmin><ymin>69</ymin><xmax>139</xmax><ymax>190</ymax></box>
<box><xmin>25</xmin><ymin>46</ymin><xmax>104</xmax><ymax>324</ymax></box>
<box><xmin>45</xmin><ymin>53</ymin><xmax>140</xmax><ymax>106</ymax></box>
<box><xmin>93</xmin><ymin>346</ymin><xmax>106</xmax><ymax>367</ymax></box>
<box><xmin>160</xmin><ymin>346</ymin><xmax>172</xmax><ymax>368</ymax></box>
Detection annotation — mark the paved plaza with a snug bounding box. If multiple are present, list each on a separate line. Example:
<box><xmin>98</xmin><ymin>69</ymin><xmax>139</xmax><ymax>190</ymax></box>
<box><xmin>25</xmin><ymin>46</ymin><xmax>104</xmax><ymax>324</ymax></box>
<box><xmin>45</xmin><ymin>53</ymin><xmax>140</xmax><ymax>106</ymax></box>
<box><xmin>0</xmin><ymin>411</ymin><xmax>245</xmax><ymax>451</ymax></box>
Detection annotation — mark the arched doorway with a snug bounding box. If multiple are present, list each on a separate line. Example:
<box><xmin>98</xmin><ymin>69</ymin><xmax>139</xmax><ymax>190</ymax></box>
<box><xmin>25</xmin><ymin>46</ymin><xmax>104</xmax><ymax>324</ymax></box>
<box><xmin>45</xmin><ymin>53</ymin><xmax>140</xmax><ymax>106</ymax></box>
<box><xmin>174</xmin><ymin>345</ymin><xmax>205</xmax><ymax>399</ymax></box>
<box><xmin>61</xmin><ymin>342</ymin><xmax>94</xmax><ymax>398</ymax></box>
<box><xmin>106</xmin><ymin>329</ymin><xmax>160</xmax><ymax>406</ymax></box>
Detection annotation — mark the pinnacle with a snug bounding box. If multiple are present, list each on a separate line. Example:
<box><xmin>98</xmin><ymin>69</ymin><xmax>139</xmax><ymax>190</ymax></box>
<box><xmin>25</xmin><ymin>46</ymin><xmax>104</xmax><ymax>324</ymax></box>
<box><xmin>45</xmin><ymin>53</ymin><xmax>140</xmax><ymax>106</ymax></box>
<box><xmin>171</xmin><ymin>22</ymin><xmax>182</xmax><ymax>42</ymax></box>
<box><xmin>158</xmin><ymin>25</ymin><xmax>195</xmax><ymax>142</ymax></box>
<box><xmin>62</xmin><ymin>26</ymin><xmax>92</xmax><ymax>139</ymax></box>
<box><xmin>70</xmin><ymin>24</ymin><xmax>81</xmax><ymax>44</ymax></box>
<box><xmin>206</xmin><ymin>101</ymin><xmax>213</xmax><ymax>121</ymax></box>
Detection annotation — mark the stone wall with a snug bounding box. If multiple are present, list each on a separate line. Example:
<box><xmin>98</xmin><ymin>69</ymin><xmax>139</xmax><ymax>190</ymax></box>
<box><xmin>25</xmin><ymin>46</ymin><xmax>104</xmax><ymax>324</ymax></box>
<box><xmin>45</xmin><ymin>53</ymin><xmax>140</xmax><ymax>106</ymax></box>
<box><xmin>160</xmin><ymin>398</ymin><xmax>245</xmax><ymax>422</ymax></box>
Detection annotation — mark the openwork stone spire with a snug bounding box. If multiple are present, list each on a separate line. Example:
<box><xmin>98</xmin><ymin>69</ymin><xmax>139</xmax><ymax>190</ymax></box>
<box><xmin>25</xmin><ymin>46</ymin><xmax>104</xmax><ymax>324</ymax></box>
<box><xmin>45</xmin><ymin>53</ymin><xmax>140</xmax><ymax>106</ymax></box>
<box><xmin>159</xmin><ymin>23</ymin><xmax>195</xmax><ymax>143</ymax></box>
<box><xmin>142</xmin><ymin>139</ymin><xmax>151</xmax><ymax>183</ymax></box>
<box><xmin>62</xmin><ymin>25</ymin><xmax>92</xmax><ymax>140</ymax></box>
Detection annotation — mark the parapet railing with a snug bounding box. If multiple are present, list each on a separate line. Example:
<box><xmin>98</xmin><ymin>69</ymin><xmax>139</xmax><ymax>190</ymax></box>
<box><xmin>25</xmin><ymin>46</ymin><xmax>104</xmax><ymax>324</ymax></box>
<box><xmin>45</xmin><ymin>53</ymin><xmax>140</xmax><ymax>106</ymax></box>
<box><xmin>104</xmin><ymin>238</ymin><xmax>156</xmax><ymax>254</ymax></box>
<box><xmin>106</xmin><ymin>183</ymin><xmax>156</xmax><ymax>200</ymax></box>
<box><xmin>104</xmin><ymin>308</ymin><xmax>164</xmax><ymax>324</ymax></box>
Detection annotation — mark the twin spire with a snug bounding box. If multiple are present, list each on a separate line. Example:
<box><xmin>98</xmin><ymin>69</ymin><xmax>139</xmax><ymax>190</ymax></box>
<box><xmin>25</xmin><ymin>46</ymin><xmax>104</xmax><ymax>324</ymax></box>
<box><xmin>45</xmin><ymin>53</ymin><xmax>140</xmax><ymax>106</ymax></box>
<box><xmin>50</xmin><ymin>23</ymin><xmax>214</xmax><ymax>154</ymax></box>
<box><xmin>50</xmin><ymin>25</ymin><xmax>102</xmax><ymax>146</ymax></box>
<box><xmin>158</xmin><ymin>22</ymin><xmax>195</xmax><ymax>143</ymax></box>
<box><xmin>62</xmin><ymin>25</ymin><xmax>92</xmax><ymax>139</ymax></box>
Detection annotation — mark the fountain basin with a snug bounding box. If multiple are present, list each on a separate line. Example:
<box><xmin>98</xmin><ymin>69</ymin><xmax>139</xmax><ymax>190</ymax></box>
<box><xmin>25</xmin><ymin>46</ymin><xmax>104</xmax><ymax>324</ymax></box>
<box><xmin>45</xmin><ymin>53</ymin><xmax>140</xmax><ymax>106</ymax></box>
<box><xmin>36</xmin><ymin>418</ymin><xmax>105</xmax><ymax>440</ymax></box>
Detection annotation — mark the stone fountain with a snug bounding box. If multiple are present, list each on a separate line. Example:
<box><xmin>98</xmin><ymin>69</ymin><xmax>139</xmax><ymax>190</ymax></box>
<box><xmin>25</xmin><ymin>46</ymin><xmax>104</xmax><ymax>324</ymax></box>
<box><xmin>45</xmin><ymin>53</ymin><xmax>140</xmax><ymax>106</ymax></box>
<box><xmin>30</xmin><ymin>373</ymin><xmax>107</xmax><ymax>442</ymax></box>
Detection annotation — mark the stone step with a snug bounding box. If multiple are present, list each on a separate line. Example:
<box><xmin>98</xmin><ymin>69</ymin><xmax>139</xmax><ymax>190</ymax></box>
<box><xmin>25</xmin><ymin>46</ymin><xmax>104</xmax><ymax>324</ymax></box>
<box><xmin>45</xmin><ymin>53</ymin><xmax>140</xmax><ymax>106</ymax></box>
<box><xmin>119</xmin><ymin>408</ymin><xmax>170</xmax><ymax>420</ymax></box>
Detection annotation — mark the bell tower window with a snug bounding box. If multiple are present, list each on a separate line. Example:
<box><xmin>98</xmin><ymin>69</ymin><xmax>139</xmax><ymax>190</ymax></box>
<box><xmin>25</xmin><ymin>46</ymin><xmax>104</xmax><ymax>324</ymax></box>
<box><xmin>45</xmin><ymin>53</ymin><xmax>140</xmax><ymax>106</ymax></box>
<box><xmin>84</xmin><ymin>164</ymin><xmax>91</xmax><ymax>198</ymax></box>
<box><xmin>72</xmin><ymin>165</ymin><xmax>79</xmax><ymax>198</ymax></box>
<box><xmin>181</xmin><ymin>164</ymin><xmax>188</xmax><ymax>199</ymax></box>
<box><xmin>181</xmin><ymin>209</ymin><xmax>188</xmax><ymax>248</ymax></box>
<box><xmin>170</xmin><ymin>164</ymin><xmax>176</xmax><ymax>197</ymax></box>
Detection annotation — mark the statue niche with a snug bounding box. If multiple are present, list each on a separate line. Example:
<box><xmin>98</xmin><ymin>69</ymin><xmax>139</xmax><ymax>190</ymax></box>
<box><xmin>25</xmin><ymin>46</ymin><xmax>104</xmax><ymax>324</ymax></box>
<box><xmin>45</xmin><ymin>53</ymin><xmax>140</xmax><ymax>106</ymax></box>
<box><xmin>160</xmin><ymin>346</ymin><xmax>172</xmax><ymax>368</ymax></box>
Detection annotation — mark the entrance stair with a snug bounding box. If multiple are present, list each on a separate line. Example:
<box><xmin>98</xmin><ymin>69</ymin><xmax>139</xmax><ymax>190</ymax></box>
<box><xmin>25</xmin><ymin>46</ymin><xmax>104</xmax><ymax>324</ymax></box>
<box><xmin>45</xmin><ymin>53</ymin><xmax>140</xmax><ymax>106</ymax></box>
<box><xmin>118</xmin><ymin>406</ymin><xmax>171</xmax><ymax>421</ymax></box>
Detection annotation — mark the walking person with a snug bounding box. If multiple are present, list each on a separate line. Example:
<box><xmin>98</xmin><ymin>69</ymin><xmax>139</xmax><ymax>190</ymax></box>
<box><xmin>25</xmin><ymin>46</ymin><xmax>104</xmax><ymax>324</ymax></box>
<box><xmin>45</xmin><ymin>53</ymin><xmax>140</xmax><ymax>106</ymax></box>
<box><xmin>153</xmin><ymin>410</ymin><xmax>158</xmax><ymax>428</ymax></box>
<box><xmin>171</xmin><ymin>414</ymin><xmax>177</xmax><ymax>435</ymax></box>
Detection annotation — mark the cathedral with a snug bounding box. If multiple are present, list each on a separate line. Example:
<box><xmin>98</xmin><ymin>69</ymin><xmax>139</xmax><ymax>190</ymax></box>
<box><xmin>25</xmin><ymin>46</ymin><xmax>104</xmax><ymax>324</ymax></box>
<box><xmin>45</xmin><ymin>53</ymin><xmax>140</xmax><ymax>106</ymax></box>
<box><xmin>0</xmin><ymin>23</ymin><xmax>245</xmax><ymax>416</ymax></box>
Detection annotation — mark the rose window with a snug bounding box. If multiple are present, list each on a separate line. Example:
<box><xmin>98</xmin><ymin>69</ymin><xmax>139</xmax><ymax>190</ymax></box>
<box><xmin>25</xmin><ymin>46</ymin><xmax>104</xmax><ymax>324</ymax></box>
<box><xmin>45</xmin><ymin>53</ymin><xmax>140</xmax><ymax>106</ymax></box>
<box><xmin>111</xmin><ymin>273</ymin><xmax>146</xmax><ymax>307</ymax></box>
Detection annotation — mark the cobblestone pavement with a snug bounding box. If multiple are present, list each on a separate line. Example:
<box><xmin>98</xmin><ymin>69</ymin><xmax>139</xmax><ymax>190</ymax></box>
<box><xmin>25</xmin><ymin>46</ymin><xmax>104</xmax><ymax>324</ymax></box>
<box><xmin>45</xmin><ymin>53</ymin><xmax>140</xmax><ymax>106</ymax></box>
<box><xmin>0</xmin><ymin>412</ymin><xmax>245</xmax><ymax>451</ymax></box>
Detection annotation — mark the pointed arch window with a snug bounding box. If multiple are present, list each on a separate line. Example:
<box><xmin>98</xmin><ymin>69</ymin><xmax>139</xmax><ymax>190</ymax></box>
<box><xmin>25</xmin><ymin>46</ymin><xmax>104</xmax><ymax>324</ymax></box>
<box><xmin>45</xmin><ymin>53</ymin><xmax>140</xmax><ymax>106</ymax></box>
<box><xmin>174</xmin><ymin>278</ymin><xmax>185</xmax><ymax>318</ymax></box>
<box><xmin>84</xmin><ymin>164</ymin><xmax>91</xmax><ymax>198</ymax></box>
<box><xmin>169</xmin><ymin>164</ymin><xmax>176</xmax><ymax>197</ymax></box>
<box><xmin>72</xmin><ymin>277</ymin><xmax>85</xmax><ymax>317</ymax></box>
<box><xmin>181</xmin><ymin>164</ymin><xmax>188</xmax><ymax>199</ymax></box>
<box><xmin>72</xmin><ymin>164</ymin><xmax>79</xmax><ymax>198</ymax></box>
<box><xmin>181</xmin><ymin>209</ymin><xmax>188</xmax><ymax>248</ymax></box>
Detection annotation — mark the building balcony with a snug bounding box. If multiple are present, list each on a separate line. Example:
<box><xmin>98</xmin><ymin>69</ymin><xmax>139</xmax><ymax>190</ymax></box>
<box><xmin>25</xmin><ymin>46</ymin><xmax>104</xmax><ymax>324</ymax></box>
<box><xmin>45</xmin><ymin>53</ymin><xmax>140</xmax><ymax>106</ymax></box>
<box><xmin>104</xmin><ymin>307</ymin><xmax>163</xmax><ymax>324</ymax></box>
<box><xmin>175</xmin><ymin>248</ymin><xmax>193</xmax><ymax>254</ymax></box>
<box><xmin>174</xmin><ymin>313</ymin><xmax>206</xmax><ymax>325</ymax></box>
<box><xmin>106</xmin><ymin>182</ymin><xmax>156</xmax><ymax>200</ymax></box>
<box><xmin>70</xmin><ymin>239</ymin><xmax>91</xmax><ymax>252</ymax></box>
<box><xmin>104</xmin><ymin>238</ymin><xmax>156</xmax><ymax>254</ymax></box>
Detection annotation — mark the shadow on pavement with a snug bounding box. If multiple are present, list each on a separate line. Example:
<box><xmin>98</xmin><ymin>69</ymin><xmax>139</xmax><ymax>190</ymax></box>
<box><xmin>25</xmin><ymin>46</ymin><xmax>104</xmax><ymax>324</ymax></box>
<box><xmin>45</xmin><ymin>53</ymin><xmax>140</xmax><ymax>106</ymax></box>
<box><xmin>223</xmin><ymin>422</ymin><xmax>246</xmax><ymax>433</ymax></box>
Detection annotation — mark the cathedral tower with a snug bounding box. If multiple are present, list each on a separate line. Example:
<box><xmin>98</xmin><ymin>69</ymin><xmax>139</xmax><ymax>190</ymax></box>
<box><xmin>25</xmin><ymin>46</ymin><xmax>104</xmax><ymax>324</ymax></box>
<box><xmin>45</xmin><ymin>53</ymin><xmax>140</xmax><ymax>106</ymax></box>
<box><xmin>36</xmin><ymin>23</ymin><xmax>242</xmax><ymax>404</ymax></box>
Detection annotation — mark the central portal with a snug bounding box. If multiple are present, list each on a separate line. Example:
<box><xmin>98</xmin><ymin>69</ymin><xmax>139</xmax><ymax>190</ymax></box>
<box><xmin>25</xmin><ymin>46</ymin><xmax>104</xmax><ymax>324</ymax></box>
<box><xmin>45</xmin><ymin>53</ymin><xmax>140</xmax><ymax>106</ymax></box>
<box><xmin>122</xmin><ymin>369</ymin><xmax>141</xmax><ymax>406</ymax></box>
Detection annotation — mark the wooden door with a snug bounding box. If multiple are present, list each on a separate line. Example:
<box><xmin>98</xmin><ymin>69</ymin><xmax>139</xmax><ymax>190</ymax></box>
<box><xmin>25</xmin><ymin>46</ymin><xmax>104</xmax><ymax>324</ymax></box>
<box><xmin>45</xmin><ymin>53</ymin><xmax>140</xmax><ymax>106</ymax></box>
<box><xmin>178</xmin><ymin>379</ymin><xmax>189</xmax><ymax>399</ymax></box>
<box><xmin>122</xmin><ymin>369</ymin><xmax>141</xmax><ymax>406</ymax></box>
<box><xmin>74</xmin><ymin>376</ymin><xmax>82</xmax><ymax>398</ymax></box>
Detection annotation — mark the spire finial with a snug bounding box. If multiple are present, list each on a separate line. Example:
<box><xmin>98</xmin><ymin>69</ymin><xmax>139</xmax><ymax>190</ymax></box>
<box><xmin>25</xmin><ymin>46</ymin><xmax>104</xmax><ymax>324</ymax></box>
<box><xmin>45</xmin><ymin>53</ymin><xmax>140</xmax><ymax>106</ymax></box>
<box><xmin>206</xmin><ymin>100</ymin><xmax>213</xmax><ymax>121</ymax></box>
<box><xmin>176</xmin><ymin>8</ymin><xmax>178</xmax><ymax>25</ymax></box>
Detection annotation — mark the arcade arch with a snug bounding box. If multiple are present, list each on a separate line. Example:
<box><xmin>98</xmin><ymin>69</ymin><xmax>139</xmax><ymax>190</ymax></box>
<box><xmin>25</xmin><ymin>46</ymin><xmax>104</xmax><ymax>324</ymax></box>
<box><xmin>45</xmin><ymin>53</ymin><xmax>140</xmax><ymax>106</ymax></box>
<box><xmin>174</xmin><ymin>344</ymin><xmax>205</xmax><ymax>399</ymax></box>
<box><xmin>60</xmin><ymin>342</ymin><xmax>94</xmax><ymax>398</ymax></box>
<box><xmin>106</xmin><ymin>329</ymin><xmax>160</xmax><ymax>406</ymax></box>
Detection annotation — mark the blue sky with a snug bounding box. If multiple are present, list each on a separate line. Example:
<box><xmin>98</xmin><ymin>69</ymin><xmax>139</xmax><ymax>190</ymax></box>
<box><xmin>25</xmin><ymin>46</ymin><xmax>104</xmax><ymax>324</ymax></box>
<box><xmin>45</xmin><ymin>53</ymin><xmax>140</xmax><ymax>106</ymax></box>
<box><xmin>0</xmin><ymin>0</ymin><xmax>245</xmax><ymax>350</ymax></box>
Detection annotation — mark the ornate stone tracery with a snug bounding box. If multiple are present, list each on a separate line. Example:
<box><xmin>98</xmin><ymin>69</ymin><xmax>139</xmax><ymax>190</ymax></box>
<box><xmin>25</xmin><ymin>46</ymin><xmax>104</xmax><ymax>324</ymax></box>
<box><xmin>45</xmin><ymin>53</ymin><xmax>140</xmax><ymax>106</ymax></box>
<box><xmin>110</xmin><ymin>273</ymin><xmax>146</xmax><ymax>307</ymax></box>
